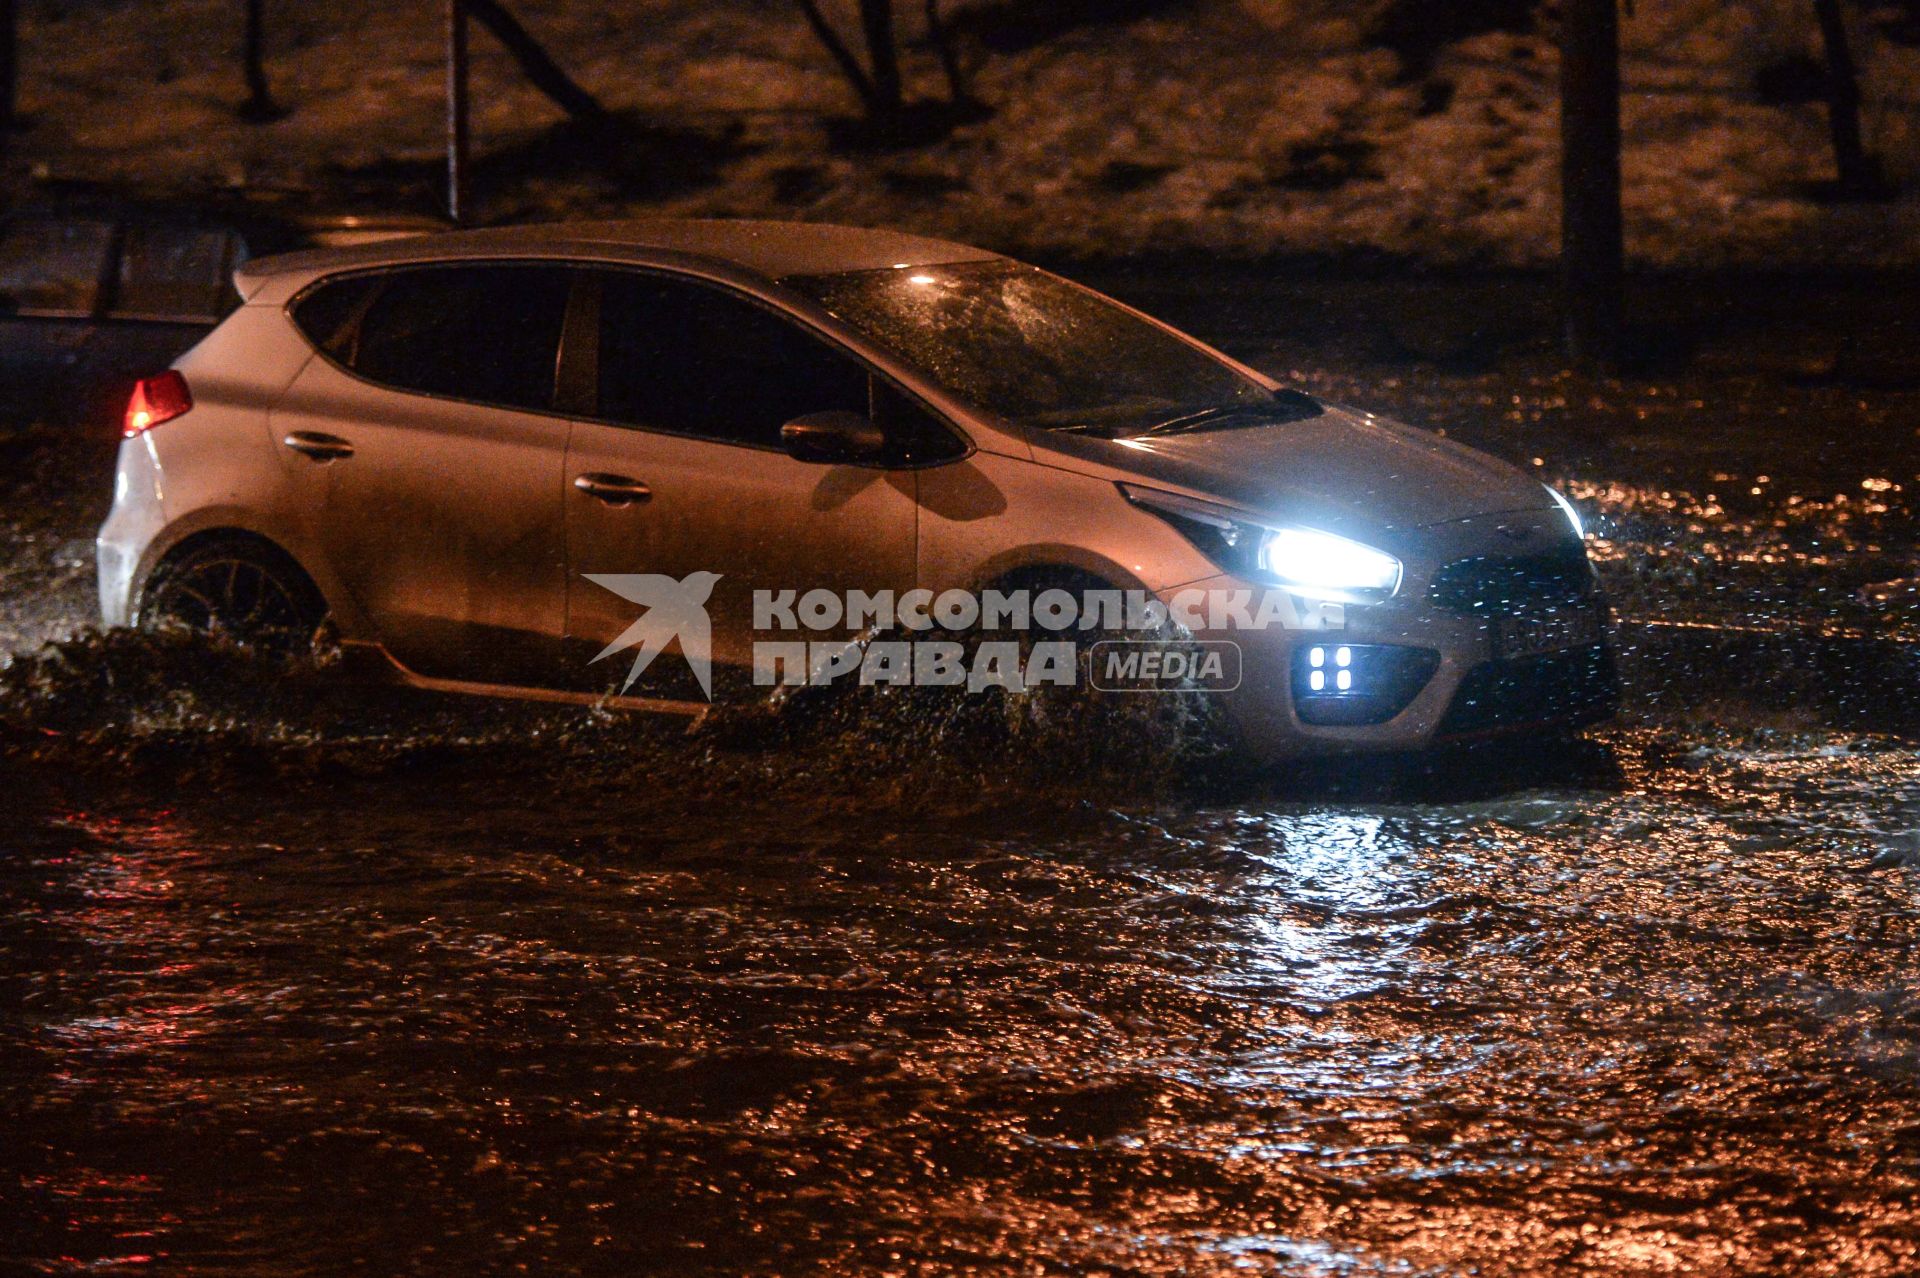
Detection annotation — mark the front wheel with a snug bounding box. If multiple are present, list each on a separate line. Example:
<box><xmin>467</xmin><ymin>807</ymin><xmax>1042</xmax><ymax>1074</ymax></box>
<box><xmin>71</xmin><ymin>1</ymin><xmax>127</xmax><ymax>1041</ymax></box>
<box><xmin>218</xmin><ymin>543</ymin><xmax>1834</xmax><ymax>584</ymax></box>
<box><xmin>140</xmin><ymin>536</ymin><xmax>327</xmax><ymax>658</ymax></box>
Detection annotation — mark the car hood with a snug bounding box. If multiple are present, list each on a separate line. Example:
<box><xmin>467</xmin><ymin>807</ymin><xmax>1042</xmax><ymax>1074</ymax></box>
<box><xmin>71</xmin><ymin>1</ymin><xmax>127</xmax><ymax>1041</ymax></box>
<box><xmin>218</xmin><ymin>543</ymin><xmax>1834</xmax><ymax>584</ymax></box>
<box><xmin>1035</xmin><ymin>403</ymin><xmax>1552</xmax><ymax>550</ymax></box>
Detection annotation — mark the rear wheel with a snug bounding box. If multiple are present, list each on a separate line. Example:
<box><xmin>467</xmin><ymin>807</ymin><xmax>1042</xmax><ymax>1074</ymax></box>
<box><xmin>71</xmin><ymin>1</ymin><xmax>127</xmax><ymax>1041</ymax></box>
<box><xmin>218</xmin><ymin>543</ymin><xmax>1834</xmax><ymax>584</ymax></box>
<box><xmin>141</xmin><ymin>536</ymin><xmax>327</xmax><ymax>658</ymax></box>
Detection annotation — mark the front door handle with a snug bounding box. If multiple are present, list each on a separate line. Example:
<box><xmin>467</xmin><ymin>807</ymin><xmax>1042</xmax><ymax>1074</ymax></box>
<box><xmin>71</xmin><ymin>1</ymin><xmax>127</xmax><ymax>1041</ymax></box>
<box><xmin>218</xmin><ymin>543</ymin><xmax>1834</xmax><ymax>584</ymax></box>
<box><xmin>573</xmin><ymin>473</ymin><xmax>652</xmax><ymax>506</ymax></box>
<box><xmin>283</xmin><ymin>430</ymin><xmax>355</xmax><ymax>461</ymax></box>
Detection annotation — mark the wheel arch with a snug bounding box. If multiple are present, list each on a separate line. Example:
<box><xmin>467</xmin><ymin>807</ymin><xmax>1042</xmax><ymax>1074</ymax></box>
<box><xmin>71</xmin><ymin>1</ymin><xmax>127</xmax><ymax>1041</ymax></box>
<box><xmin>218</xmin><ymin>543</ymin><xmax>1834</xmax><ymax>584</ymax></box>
<box><xmin>133</xmin><ymin>526</ymin><xmax>328</xmax><ymax>630</ymax></box>
<box><xmin>970</xmin><ymin>547</ymin><xmax>1148</xmax><ymax>599</ymax></box>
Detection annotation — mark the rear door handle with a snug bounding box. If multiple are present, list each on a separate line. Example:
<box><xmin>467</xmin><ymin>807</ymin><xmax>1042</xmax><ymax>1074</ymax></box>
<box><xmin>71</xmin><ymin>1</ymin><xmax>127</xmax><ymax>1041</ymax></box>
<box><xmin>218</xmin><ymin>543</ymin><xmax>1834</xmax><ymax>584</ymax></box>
<box><xmin>573</xmin><ymin>473</ymin><xmax>652</xmax><ymax>506</ymax></box>
<box><xmin>283</xmin><ymin>431</ymin><xmax>355</xmax><ymax>461</ymax></box>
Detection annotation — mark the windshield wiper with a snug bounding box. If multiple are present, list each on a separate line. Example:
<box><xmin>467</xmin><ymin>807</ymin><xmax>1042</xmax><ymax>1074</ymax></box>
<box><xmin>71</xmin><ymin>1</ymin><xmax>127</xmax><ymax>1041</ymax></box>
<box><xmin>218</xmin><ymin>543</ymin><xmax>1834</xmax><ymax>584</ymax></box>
<box><xmin>1130</xmin><ymin>406</ymin><xmax>1243</xmax><ymax>438</ymax></box>
<box><xmin>1130</xmin><ymin>390</ymin><xmax>1325</xmax><ymax>438</ymax></box>
<box><xmin>1056</xmin><ymin>390</ymin><xmax>1325</xmax><ymax>440</ymax></box>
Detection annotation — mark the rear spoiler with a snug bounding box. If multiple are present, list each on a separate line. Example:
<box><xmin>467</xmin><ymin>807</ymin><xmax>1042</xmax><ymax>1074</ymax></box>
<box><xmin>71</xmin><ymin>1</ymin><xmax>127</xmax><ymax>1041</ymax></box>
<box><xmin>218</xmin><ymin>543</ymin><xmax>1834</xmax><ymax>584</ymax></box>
<box><xmin>234</xmin><ymin>218</ymin><xmax>446</xmax><ymax>302</ymax></box>
<box><xmin>233</xmin><ymin>262</ymin><xmax>272</xmax><ymax>303</ymax></box>
<box><xmin>232</xmin><ymin>253</ymin><xmax>320</xmax><ymax>304</ymax></box>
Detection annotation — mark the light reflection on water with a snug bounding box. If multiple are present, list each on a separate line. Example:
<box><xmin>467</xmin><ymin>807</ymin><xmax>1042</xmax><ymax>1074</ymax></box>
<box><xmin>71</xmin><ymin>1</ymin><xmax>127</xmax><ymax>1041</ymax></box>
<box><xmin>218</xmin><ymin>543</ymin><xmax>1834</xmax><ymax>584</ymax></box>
<box><xmin>1210</xmin><ymin>812</ymin><xmax>1421</xmax><ymax>1010</ymax></box>
<box><xmin>6</xmin><ymin>721</ymin><xmax>1920</xmax><ymax>1275</ymax></box>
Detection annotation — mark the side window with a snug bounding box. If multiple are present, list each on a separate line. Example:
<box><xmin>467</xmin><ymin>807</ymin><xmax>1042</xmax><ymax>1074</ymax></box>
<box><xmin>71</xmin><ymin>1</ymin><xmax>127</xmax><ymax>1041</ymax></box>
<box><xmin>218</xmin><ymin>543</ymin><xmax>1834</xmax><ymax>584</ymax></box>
<box><xmin>0</xmin><ymin>217</ymin><xmax>115</xmax><ymax>316</ymax></box>
<box><xmin>597</xmin><ymin>272</ymin><xmax>869</xmax><ymax>447</ymax></box>
<box><xmin>111</xmin><ymin>224</ymin><xmax>241</xmax><ymax>322</ymax></box>
<box><xmin>290</xmin><ymin>273</ymin><xmax>383</xmax><ymax>362</ymax></box>
<box><xmin>349</xmin><ymin>265</ymin><xmax>573</xmax><ymax>413</ymax></box>
<box><xmin>873</xmin><ymin>378</ymin><xmax>968</xmax><ymax>465</ymax></box>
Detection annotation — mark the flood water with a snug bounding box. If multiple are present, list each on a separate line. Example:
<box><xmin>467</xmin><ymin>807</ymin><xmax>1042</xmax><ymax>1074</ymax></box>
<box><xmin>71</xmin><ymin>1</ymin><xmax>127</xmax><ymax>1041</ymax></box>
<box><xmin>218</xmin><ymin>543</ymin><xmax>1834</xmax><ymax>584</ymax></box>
<box><xmin>3</xmin><ymin>274</ymin><xmax>1919</xmax><ymax>1275</ymax></box>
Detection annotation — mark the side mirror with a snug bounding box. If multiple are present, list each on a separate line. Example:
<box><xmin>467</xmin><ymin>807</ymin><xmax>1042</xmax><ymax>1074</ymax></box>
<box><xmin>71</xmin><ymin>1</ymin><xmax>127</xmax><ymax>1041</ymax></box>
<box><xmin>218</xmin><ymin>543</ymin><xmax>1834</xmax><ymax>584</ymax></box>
<box><xmin>780</xmin><ymin>410</ymin><xmax>888</xmax><ymax>465</ymax></box>
<box><xmin>1269</xmin><ymin>387</ymin><xmax>1323</xmax><ymax>419</ymax></box>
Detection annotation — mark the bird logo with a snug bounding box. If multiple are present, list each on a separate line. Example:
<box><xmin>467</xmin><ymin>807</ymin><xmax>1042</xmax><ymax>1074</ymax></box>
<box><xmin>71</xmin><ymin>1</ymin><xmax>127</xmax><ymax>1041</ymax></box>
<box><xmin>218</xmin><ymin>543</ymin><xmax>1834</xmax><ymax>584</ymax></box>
<box><xmin>584</xmin><ymin>571</ymin><xmax>722</xmax><ymax>699</ymax></box>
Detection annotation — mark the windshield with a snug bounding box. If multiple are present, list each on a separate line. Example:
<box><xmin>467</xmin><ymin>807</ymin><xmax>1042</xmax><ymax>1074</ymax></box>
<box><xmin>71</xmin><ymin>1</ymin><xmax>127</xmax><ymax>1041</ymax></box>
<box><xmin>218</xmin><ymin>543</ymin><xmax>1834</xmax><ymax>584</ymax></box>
<box><xmin>784</xmin><ymin>260</ymin><xmax>1313</xmax><ymax>436</ymax></box>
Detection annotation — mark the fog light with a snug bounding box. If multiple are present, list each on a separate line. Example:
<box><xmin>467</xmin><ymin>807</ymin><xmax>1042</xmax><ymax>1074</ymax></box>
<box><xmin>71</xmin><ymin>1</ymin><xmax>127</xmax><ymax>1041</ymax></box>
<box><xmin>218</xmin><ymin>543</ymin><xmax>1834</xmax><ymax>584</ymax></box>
<box><xmin>1291</xmin><ymin>643</ymin><xmax>1441</xmax><ymax>727</ymax></box>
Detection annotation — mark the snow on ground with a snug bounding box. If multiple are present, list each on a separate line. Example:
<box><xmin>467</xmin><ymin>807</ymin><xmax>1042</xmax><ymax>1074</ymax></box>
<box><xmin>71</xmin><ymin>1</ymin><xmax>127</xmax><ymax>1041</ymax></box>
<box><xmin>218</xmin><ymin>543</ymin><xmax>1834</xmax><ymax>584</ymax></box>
<box><xmin>8</xmin><ymin>0</ymin><xmax>1920</xmax><ymax>267</ymax></box>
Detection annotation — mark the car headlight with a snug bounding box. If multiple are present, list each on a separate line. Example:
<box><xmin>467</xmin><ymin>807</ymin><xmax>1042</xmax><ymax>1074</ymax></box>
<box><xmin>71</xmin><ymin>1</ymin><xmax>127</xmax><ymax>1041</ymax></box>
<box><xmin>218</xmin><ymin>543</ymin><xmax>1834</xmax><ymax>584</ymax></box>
<box><xmin>1545</xmin><ymin>484</ymin><xmax>1584</xmax><ymax>539</ymax></box>
<box><xmin>1121</xmin><ymin>484</ymin><xmax>1402</xmax><ymax>602</ymax></box>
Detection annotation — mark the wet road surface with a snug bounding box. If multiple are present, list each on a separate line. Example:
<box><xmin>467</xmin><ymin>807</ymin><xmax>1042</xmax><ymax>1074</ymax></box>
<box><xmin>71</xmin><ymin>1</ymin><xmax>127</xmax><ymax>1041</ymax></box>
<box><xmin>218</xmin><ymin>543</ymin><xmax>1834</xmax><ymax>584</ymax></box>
<box><xmin>3</xmin><ymin>273</ymin><xmax>1919</xmax><ymax>1275</ymax></box>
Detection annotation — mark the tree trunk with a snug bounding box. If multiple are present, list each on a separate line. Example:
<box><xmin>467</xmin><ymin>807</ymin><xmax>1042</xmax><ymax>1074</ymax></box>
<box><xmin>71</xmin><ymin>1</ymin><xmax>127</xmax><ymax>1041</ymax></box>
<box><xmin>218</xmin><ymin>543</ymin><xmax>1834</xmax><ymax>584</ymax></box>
<box><xmin>858</xmin><ymin>0</ymin><xmax>902</xmax><ymax>124</ymax></box>
<box><xmin>0</xmin><ymin>0</ymin><xmax>16</xmax><ymax>133</ymax></box>
<box><xmin>1560</xmin><ymin>0</ymin><xmax>1624</xmax><ymax>368</ymax></box>
<box><xmin>1812</xmin><ymin>0</ymin><xmax>1886</xmax><ymax>197</ymax></box>
<box><xmin>464</xmin><ymin>0</ymin><xmax>604</xmax><ymax>122</ymax></box>
<box><xmin>239</xmin><ymin>0</ymin><xmax>279</xmax><ymax>120</ymax></box>
<box><xmin>925</xmin><ymin>0</ymin><xmax>971</xmax><ymax>106</ymax></box>
<box><xmin>795</xmin><ymin>0</ymin><xmax>881</xmax><ymax>116</ymax></box>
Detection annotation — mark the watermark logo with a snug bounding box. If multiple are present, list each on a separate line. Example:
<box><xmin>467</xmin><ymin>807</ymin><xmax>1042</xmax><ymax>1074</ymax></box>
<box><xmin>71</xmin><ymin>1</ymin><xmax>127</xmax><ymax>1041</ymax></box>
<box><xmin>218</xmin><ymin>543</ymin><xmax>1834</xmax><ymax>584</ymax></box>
<box><xmin>1089</xmin><ymin>640</ymin><xmax>1242</xmax><ymax>692</ymax></box>
<box><xmin>585</xmin><ymin>572</ymin><xmax>721</xmax><ymax>698</ymax></box>
<box><xmin>584</xmin><ymin>580</ymin><xmax>1340</xmax><ymax>700</ymax></box>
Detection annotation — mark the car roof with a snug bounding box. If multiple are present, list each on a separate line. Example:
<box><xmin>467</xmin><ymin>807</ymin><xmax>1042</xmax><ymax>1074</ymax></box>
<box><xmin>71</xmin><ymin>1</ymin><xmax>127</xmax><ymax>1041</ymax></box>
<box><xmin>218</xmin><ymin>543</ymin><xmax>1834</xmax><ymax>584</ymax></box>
<box><xmin>235</xmin><ymin>218</ymin><xmax>1001</xmax><ymax>299</ymax></box>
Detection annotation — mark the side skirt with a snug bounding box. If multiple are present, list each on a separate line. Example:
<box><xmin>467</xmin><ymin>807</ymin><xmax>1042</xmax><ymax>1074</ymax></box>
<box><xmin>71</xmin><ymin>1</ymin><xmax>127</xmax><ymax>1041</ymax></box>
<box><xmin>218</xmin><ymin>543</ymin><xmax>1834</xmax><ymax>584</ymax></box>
<box><xmin>340</xmin><ymin>641</ymin><xmax>711</xmax><ymax>720</ymax></box>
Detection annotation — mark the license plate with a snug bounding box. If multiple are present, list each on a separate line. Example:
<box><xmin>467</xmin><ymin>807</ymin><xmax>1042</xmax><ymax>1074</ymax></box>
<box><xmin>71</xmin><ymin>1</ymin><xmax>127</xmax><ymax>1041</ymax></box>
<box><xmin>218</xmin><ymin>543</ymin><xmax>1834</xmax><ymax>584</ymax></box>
<box><xmin>1493</xmin><ymin>606</ymin><xmax>1605</xmax><ymax>659</ymax></box>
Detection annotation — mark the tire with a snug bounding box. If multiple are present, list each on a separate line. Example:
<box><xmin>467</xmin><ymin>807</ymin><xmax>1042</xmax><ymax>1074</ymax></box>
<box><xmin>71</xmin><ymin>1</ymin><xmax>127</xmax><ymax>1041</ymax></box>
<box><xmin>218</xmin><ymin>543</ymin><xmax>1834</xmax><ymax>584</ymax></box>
<box><xmin>140</xmin><ymin>535</ymin><xmax>328</xmax><ymax>658</ymax></box>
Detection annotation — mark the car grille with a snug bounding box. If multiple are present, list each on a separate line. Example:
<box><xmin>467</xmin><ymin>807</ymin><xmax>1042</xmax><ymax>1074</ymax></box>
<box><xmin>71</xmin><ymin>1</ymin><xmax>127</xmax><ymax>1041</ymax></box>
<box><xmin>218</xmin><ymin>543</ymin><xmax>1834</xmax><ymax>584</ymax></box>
<box><xmin>1436</xmin><ymin>644</ymin><xmax>1618</xmax><ymax>738</ymax></box>
<box><xmin>1427</xmin><ymin>543</ymin><xmax>1597</xmax><ymax>614</ymax></box>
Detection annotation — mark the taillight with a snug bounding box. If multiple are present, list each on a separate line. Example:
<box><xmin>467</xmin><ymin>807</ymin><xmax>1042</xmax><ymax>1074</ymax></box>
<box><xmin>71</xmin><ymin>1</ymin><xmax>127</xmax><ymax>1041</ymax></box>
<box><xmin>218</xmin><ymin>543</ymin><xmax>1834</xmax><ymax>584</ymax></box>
<box><xmin>124</xmin><ymin>371</ymin><xmax>193</xmax><ymax>438</ymax></box>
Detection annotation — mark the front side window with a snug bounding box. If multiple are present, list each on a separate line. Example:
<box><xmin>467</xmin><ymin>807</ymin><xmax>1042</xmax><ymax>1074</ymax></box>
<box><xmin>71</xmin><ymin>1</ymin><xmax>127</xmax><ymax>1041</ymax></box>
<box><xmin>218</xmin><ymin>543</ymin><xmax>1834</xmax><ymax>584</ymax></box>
<box><xmin>785</xmin><ymin>260</ymin><xmax>1310</xmax><ymax>438</ymax></box>
<box><xmin>595</xmin><ymin>272</ymin><xmax>869</xmax><ymax>448</ymax></box>
<box><xmin>335</xmin><ymin>264</ymin><xmax>574</xmax><ymax>414</ymax></box>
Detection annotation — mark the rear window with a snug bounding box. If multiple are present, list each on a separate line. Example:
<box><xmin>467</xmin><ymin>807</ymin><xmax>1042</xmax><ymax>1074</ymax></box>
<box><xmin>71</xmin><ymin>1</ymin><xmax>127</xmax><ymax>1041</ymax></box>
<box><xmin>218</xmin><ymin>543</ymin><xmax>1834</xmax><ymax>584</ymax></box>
<box><xmin>298</xmin><ymin>264</ymin><xmax>574</xmax><ymax>414</ymax></box>
<box><xmin>0</xmin><ymin>217</ymin><xmax>115</xmax><ymax>316</ymax></box>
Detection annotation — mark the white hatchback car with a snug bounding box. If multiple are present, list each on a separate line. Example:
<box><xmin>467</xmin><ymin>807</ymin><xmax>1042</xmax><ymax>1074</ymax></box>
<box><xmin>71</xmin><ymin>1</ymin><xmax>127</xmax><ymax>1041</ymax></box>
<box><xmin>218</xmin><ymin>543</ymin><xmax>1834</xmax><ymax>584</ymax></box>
<box><xmin>97</xmin><ymin>219</ymin><xmax>1614</xmax><ymax>758</ymax></box>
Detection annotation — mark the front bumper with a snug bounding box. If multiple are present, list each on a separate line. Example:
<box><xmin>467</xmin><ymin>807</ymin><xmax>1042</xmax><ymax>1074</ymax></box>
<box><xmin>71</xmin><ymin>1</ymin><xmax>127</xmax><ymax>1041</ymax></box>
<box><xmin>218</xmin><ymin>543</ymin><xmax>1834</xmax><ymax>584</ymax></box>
<box><xmin>1166</xmin><ymin>510</ymin><xmax>1617</xmax><ymax>760</ymax></box>
<box><xmin>1195</xmin><ymin>605</ymin><xmax>1616</xmax><ymax>760</ymax></box>
<box><xmin>1434</xmin><ymin>642</ymin><xmax>1617</xmax><ymax>740</ymax></box>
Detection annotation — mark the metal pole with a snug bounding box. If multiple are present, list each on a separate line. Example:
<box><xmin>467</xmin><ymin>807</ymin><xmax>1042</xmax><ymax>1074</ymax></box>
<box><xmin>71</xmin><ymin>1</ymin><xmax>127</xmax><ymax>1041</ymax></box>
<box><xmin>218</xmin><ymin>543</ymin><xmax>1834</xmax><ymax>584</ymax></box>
<box><xmin>446</xmin><ymin>0</ymin><xmax>470</xmax><ymax>224</ymax></box>
<box><xmin>1560</xmin><ymin>0</ymin><xmax>1624</xmax><ymax>368</ymax></box>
